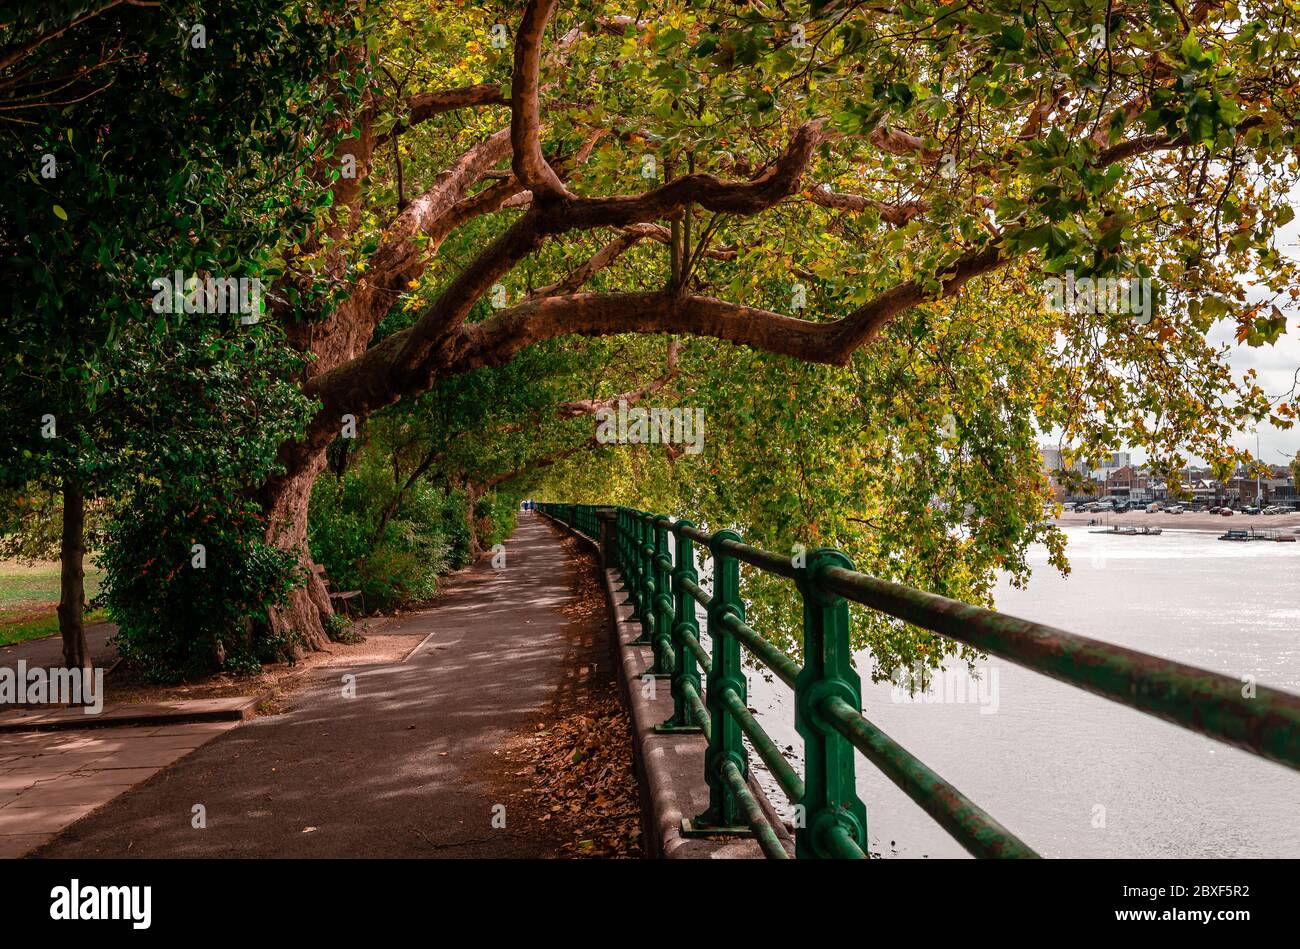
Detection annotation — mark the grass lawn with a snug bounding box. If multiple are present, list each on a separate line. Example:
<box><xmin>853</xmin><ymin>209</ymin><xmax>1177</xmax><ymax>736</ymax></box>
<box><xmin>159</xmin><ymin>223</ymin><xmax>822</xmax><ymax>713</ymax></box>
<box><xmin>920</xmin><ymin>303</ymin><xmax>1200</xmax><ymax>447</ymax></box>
<box><xmin>0</xmin><ymin>559</ymin><xmax>106</xmax><ymax>647</ymax></box>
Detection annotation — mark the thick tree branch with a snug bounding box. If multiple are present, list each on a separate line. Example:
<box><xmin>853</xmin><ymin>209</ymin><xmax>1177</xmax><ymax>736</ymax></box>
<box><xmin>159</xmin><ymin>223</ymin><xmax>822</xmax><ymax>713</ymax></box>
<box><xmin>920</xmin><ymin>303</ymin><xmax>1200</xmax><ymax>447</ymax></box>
<box><xmin>806</xmin><ymin>186</ymin><xmax>929</xmax><ymax>226</ymax></box>
<box><xmin>455</xmin><ymin>242</ymin><xmax>1007</xmax><ymax>372</ymax></box>
<box><xmin>511</xmin><ymin>0</ymin><xmax>568</xmax><ymax>199</ymax></box>
<box><xmin>407</xmin><ymin>82</ymin><xmax>506</xmax><ymax>124</ymax></box>
<box><xmin>284</xmin><ymin>127</ymin><xmax>513</xmax><ymax>378</ymax></box>
<box><xmin>364</xmin><ymin>127</ymin><xmax>513</xmax><ymax>288</ymax></box>
<box><xmin>548</xmin><ymin>120</ymin><xmax>826</xmax><ymax>231</ymax></box>
<box><xmin>376</xmin><ymin>82</ymin><xmax>508</xmax><ymax>144</ymax></box>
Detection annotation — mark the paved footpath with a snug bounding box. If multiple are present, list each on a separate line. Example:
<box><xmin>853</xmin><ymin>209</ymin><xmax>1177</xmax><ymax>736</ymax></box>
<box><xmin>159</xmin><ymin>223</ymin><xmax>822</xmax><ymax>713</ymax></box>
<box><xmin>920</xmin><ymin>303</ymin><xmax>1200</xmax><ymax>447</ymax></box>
<box><xmin>30</xmin><ymin>515</ymin><xmax>590</xmax><ymax>858</ymax></box>
<box><xmin>0</xmin><ymin>622</ymin><xmax>116</xmax><ymax>674</ymax></box>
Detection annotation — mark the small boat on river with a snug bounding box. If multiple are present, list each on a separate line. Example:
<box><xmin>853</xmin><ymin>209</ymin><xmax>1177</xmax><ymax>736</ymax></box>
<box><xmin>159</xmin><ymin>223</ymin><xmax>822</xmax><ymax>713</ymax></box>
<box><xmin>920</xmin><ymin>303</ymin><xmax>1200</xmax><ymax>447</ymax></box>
<box><xmin>1089</xmin><ymin>525</ymin><xmax>1162</xmax><ymax>536</ymax></box>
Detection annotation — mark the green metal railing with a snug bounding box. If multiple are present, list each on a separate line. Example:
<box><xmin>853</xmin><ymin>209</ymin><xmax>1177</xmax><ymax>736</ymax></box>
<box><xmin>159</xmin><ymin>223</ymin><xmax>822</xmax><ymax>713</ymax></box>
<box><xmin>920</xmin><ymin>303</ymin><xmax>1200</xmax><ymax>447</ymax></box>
<box><xmin>537</xmin><ymin>502</ymin><xmax>1300</xmax><ymax>859</ymax></box>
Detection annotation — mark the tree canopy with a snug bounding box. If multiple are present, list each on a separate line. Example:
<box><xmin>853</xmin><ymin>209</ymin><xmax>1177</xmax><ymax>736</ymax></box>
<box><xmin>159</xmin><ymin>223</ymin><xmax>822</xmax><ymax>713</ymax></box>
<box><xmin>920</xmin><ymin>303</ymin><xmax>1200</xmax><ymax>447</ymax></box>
<box><xmin>3</xmin><ymin>0</ymin><xmax>1298</xmax><ymax>679</ymax></box>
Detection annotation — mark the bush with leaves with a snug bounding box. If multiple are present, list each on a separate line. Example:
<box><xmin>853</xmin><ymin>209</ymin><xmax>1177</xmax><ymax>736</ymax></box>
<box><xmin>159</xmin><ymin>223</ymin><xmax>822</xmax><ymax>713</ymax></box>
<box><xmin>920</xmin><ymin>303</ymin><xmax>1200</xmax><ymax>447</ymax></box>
<box><xmin>309</xmin><ymin>463</ymin><xmax>452</xmax><ymax>613</ymax></box>
<box><xmin>100</xmin><ymin>504</ymin><xmax>303</xmax><ymax>680</ymax></box>
<box><xmin>472</xmin><ymin>491</ymin><xmax>520</xmax><ymax>557</ymax></box>
<box><xmin>94</xmin><ymin>321</ymin><xmax>312</xmax><ymax>681</ymax></box>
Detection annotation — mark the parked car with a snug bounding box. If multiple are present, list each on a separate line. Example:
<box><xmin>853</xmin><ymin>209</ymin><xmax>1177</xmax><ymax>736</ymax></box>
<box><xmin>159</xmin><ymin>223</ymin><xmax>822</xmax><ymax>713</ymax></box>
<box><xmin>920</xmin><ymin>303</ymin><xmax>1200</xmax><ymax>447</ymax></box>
<box><xmin>1245</xmin><ymin>505</ymin><xmax>1261</xmax><ymax>515</ymax></box>
<box><xmin>1220</xmin><ymin>508</ymin><xmax>1234</xmax><ymax>516</ymax></box>
<box><xmin>1166</xmin><ymin>505</ymin><xmax>1185</xmax><ymax>514</ymax></box>
<box><xmin>1146</xmin><ymin>502</ymin><xmax>1163</xmax><ymax>513</ymax></box>
<box><xmin>1113</xmin><ymin>501</ymin><xmax>1130</xmax><ymax>513</ymax></box>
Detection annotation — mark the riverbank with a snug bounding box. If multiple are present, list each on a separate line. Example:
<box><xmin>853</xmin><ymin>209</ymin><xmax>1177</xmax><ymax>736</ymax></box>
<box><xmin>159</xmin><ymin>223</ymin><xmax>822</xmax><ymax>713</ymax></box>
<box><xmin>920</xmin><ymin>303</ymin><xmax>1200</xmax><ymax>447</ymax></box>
<box><xmin>1054</xmin><ymin>510</ymin><xmax>1300</xmax><ymax>533</ymax></box>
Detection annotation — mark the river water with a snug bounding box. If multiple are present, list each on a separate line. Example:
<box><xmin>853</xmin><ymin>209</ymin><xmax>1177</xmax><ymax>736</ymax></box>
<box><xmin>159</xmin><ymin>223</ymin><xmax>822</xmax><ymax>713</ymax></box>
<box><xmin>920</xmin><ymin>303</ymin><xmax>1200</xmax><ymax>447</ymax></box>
<box><xmin>732</xmin><ymin>526</ymin><xmax>1300</xmax><ymax>858</ymax></box>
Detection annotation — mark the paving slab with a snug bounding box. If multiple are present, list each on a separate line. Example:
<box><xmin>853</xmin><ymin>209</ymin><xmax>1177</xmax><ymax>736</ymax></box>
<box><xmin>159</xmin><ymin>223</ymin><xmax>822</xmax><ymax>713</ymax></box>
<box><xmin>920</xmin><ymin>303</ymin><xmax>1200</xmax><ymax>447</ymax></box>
<box><xmin>0</xmin><ymin>804</ymin><xmax>96</xmax><ymax>834</ymax></box>
<box><xmin>0</xmin><ymin>773</ymin><xmax>41</xmax><ymax>792</ymax></box>
<box><xmin>0</xmin><ymin>834</ymin><xmax>51</xmax><ymax>858</ymax></box>
<box><xmin>0</xmin><ymin>696</ymin><xmax>260</xmax><ymax>734</ymax></box>
<box><xmin>0</xmin><ymin>722</ymin><xmax>239</xmax><ymax>855</ymax></box>
<box><xmin>14</xmin><ymin>782</ymin><xmax>132</xmax><ymax>808</ymax></box>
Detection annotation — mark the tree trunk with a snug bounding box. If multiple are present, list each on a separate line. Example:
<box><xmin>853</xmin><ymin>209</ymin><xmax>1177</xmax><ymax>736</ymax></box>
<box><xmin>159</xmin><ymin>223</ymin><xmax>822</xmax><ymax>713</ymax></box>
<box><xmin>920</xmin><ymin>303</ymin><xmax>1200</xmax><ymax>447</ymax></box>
<box><xmin>57</xmin><ymin>478</ymin><xmax>88</xmax><ymax>670</ymax></box>
<box><xmin>464</xmin><ymin>482</ymin><xmax>484</xmax><ymax>562</ymax></box>
<box><xmin>262</xmin><ymin>451</ymin><xmax>334</xmax><ymax>653</ymax></box>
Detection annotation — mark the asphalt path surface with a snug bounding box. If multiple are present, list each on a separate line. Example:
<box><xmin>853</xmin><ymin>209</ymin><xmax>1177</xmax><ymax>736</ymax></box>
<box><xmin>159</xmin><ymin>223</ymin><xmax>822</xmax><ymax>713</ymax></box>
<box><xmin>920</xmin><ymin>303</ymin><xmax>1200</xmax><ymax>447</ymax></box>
<box><xmin>35</xmin><ymin>515</ymin><xmax>588</xmax><ymax>857</ymax></box>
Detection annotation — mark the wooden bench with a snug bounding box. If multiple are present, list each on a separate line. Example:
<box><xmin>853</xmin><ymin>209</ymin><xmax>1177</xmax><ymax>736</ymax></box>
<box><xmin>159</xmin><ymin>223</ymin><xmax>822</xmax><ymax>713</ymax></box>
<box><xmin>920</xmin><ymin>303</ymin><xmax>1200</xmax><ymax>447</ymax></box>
<box><xmin>312</xmin><ymin>564</ymin><xmax>365</xmax><ymax>618</ymax></box>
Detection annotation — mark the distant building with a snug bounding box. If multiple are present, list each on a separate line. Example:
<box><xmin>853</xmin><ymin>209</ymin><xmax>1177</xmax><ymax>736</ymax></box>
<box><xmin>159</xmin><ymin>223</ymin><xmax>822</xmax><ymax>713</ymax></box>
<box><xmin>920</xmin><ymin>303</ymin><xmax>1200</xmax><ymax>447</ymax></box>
<box><xmin>1226</xmin><ymin>476</ymin><xmax>1293</xmax><ymax>505</ymax></box>
<box><xmin>1104</xmin><ymin>465</ymin><xmax>1152</xmax><ymax>500</ymax></box>
<box><xmin>1039</xmin><ymin>445</ymin><xmax>1093</xmax><ymax>500</ymax></box>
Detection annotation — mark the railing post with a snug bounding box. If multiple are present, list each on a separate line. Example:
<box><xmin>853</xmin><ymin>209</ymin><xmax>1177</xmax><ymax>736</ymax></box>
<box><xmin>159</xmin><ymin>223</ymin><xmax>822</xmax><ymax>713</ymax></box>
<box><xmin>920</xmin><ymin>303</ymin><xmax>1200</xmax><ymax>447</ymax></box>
<box><xmin>645</xmin><ymin>515</ymin><xmax>673</xmax><ymax>677</ymax></box>
<box><xmin>616</xmin><ymin>508</ymin><xmax>629</xmax><ymax>583</ymax></box>
<box><xmin>632</xmin><ymin>512</ymin><xmax>655</xmax><ymax>645</ymax></box>
<box><xmin>794</xmin><ymin>548</ymin><xmax>868</xmax><ymax>858</ymax></box>
<box><xmin>596</xmin><ymin>507</ymin><xmax>613</xmax><ymax>565</ymax></box>
<box><xmin>687</xmin><ymin>529</ymin><xmax>750</xmax><ymax>834</ymax></box>
<box><xmin>625</xmin><ymin>510</ymin><xmax>644</xmax><ymax>621</ymax></box>
<box><xmin>657</xmin><ymin>520</ymin><xmax>702</xmax><ymax>733</ymax></box>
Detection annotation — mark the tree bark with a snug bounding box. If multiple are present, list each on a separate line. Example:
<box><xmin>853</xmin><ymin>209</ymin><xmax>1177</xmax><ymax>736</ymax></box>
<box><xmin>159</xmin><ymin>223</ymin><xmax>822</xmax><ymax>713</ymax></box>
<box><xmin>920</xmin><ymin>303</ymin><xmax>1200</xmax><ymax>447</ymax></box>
<box><xmin>57</xmin><ymin>478</ymin><xmax>87</xmax><ymax>670</ymax></box>
<box><xmin>262</xmin><ymin>452</ymin><xmax>334</xmax><ymax>653</ymax></box>
<box><xmin>464</xmin><ymin>483</ymin><xmax>484</xmax><ymax>563</ymax></box>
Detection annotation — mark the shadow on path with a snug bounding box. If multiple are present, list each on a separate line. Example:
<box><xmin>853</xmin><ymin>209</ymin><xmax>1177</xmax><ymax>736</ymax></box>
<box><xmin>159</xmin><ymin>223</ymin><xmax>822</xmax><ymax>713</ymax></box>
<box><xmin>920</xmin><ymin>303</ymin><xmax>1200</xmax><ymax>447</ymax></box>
<box><xmin>34</xmin><ymin>515</ymin><xmax>594</xmax><ymax>858</ymax></box>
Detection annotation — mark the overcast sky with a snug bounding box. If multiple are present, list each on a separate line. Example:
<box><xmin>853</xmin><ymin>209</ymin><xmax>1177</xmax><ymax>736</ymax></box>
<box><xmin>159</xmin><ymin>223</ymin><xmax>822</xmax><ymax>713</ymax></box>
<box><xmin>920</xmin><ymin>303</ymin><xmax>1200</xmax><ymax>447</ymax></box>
<box><xmin>1127</xmin><ymin>190</ymin><xmax>1300</xmax><ymax>467</ymax></box>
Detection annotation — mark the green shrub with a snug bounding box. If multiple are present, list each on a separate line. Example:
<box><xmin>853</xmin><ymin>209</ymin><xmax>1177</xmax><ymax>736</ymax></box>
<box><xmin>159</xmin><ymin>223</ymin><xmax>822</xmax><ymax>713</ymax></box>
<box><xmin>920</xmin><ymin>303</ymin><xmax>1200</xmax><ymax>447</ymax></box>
<box><xmin>94</xmin><ymin>324</ymin><xmax>313</xmax><ymax>682</ymax></box>
<box><xmin>439</xmin><ymin>488</ymin><xmax>474</xmax><ymax>568</ymax></box>
<box><xmin>476</xmin><ymin>491</ymin><xmax>520</xmax><ymax>550</ymax></box>
<box><xmin>99</xmin><ymin>498</ymin><xmax>303</xmax><ymax>682</ymax></box>
<box><xmin>309</xmin><ymin>467</ymin><xmax>450</xmax><ymax>612</ymax></box>
<box><xmin>324</xmin><ymin>611</ymin><xmax>360</xmax><ymax>643</ymax></box>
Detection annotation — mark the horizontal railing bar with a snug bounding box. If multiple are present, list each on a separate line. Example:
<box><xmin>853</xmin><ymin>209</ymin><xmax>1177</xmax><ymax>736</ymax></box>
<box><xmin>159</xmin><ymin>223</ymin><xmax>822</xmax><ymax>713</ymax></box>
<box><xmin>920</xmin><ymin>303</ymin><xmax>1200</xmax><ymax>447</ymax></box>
<box><xmin>720</xmin><ymin>685</ymin><xmax>805</xmax><ymax>804</ymax></box>
<box><xmin>818</xmin><ymin>566</ymin><xmax>1300</xmax><ymax>771</ymax></box>
<box><xmin>716</xmin><ymin>538</ymin><xmax>798</xmax><ymax>579</ymax></box>
<box><xmin>822</xmin><ymin>696</ymin><xmax>1039</xmax><ymax>859</ymax></box>
<box><xmin>824</xmin><ymin>822</ymin><xmax>868</xmax><ymax>860</ymax></box>
<box><xmin>674</xmin><ymin>522</ymin><xmax>712</xmax><ymax>546</ymax></box>
<box><xmin>682</xmin><ymin>679</ymin><xmax>711</xmax><ymax>740</ymax></box>
<box><xmin>682</xmin><ymin>629</ymin><xmax>713</xmax><ymax>674</ymax></box>
<box><xmin>719</xmin><ymin>612</ymin><xmax>800</xmax><ymax>689</ymax></box>
<box><xmin>680</xmin><ymin>576</ymin><xmax>711</xmax><ymax>610</ymax></box>
<box><xmin>720</xmin><ymin>759</ymin><xmax>789</xmax><ymax>859</ymax></box>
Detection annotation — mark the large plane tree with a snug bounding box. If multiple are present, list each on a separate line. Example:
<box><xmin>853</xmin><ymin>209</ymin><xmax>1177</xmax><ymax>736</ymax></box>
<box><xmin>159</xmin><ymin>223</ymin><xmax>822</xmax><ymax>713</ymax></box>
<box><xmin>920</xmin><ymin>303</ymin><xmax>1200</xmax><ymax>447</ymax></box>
<box><xmin>260</xmin><ymin>0</ymin><xmax>1298</xmax><ymax>648</ymax></box>
<box><xmin>6</xmin><ymin>1</ymin><xmax>1297</xmax><ymax>670</ymax></box>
